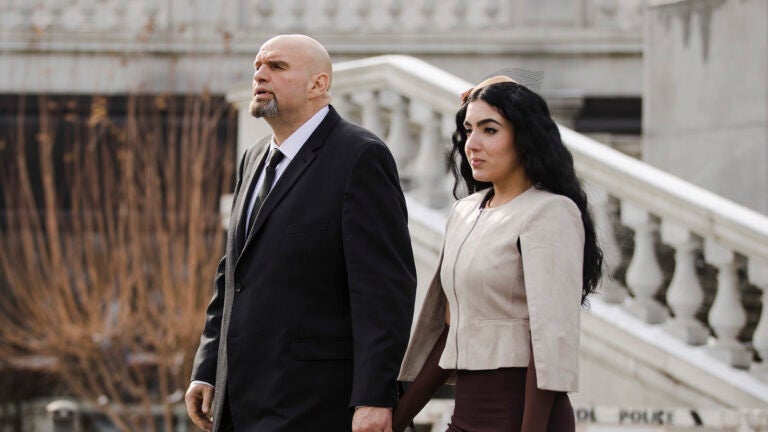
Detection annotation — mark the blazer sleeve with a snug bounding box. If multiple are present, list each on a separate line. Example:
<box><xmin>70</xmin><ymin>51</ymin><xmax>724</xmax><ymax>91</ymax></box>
<box><xmin>398</xmin><ymin>200</ymin><xmax>460</xmax><ymax>383</ymax></box>
<box><xmin>341</xmin><ymin>141</ymin><xmax>417</xmax><ymax>408</ymax></box>
<box><xmin>190</xmin><ymin>148</ymin><xmax>248</xmax><ymax>385</ymax></box>
<box><xmin>191</xmin><ymin>255</ymin><xmax>227</xmax><ymax>384</ymax></box>
<box><xmin>519</xmin><ymin>197</ymin><xmax>584</xmax><ymax>392</ymax></box>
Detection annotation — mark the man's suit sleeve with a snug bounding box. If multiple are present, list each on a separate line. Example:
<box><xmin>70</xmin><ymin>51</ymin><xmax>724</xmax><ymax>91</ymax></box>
<box><xmin>342</xmin><ymin>141</ymin><xmax>417</xmax><ymax>408</ymax></box>
<box><xmin>190</xmin><ymin>149</ymin><xmax>247</xmax><ymax>385</ymax></box>
<box><xmin>190</xmin><ymin>255</ymin><xmax>226</xmax><ymax>384</ymax></box>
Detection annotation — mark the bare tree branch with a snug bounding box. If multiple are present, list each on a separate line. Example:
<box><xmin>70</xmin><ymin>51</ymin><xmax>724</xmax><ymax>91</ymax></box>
<box><xmin>0</xmin><ymin>93</ymin><xmax>236</xmax><ymax>431</ymax></box>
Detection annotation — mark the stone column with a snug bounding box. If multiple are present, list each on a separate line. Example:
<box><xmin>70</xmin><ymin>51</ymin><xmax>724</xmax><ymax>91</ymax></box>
<box><xmin>643</xmin><ymin>0</ymin><xmax>768</xmax><ymax>213</ymax></box>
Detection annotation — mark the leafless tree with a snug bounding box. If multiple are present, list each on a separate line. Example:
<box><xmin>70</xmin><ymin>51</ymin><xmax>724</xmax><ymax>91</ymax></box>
<box><xmin>0</xmin><ymin>93</ymin><xmax>236</xmax><ymax>431</ymax></box>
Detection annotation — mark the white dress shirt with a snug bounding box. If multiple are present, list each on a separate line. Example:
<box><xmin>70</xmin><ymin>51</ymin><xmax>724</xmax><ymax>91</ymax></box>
<box><xmin>244</xmin><ymin>105</ymin><xmax>330</xmax><ymax>230</ymax></box>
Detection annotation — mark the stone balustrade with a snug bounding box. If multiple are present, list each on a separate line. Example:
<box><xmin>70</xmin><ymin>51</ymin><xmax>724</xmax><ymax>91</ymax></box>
<box><xmin>0</xmin><ymin>1</ymin><xmax>644</xmax><ymax>97</ymax></box>
<box><xmin>560</xmin><ymin>123</ymin><xmax>768</xmax><ymax>375</ymax></box>
<box><xmin>0</xmin><ymin>0</ymin><xmax>645</xmax><ymax>67</ymax></box>
<box><xmin>0</xmin><ymin>0</ymin><xmax>644</xmax><ymax>39</ymax></box>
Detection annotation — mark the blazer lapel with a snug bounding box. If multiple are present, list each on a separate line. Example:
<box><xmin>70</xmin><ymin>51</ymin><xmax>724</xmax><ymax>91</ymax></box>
<box><xmin>237</xmin><ymin>107</ymin><xmax>341</xmax><ymax>262</ymax></box>
<box><xmin>233</xmin><ymin>141</ymin><xmax>270</xmax><ymax>251</ymax></box>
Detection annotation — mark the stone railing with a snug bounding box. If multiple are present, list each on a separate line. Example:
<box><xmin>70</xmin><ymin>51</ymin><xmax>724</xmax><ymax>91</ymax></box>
<box><xmin>0</xmin><ymin>1</ymin><xmax>644</xmax><ymax>96</ymax></box>
<box><xmin>564</xmin><ymin>128</ymin><xmax>768</xmax><ymax>371</ymax></box>
<box><xmin>0</xmin><ymin>0</ymin><xmax>644</xmax><ymax>49</ymax></box>
<box><xmin>0</xmin><ymin>0</ymin><xmax>644</xmax><ymax>34</ymax></box>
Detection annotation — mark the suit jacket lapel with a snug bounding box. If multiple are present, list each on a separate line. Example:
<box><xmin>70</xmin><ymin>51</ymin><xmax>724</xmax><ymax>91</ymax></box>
<box><xmin>237</xmin><ymin>107</ymin><xmax>341</xmax><ymax>262</ymax></box>
<box><xmin>233</xmin><ymin>140</ymin><xmax>270</xmax><ymax>252</ymax></box>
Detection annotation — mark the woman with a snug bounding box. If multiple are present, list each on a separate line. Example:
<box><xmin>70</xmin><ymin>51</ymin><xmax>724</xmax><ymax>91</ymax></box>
<box><xmin>393</xmin><ymin>76</ymin><xmax>602</xmax><ymax>432</ymax></box>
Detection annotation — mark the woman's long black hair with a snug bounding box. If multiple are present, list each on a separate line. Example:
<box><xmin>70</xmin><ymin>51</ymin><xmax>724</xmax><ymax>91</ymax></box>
<box><xmin>449</xmin><ymin>81</ymin><xmax>603</xmax><ymax>304</ymax></box>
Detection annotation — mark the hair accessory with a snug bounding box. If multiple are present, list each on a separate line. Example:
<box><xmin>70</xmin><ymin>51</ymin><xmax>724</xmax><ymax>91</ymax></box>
<box><xmin>460</xmin><ymin>69</ymin><xmax>544</xmax><ymax>104</ymax></box>
<box><xmin>461</xmin><ymin>76</ymin><xmax>516</xmax><ymax>104</ymax></box>
<box><xmin>491</xmin><ymin>68</ymin><xmax>544</xmax><ymax>92</ymax></box>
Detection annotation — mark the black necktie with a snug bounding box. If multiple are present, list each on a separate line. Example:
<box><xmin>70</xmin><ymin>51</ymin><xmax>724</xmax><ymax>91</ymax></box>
<box><xmin>247</xmin><ymin>148</ymin><xmax>284</xmax><ymax>235</ymax></box>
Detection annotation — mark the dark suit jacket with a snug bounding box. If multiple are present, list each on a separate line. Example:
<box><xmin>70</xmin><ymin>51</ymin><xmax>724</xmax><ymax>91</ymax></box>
<box><xmin>191</xmin><ymin>106</ymin><xmax>417</xmax><ymax>431</ymax></box>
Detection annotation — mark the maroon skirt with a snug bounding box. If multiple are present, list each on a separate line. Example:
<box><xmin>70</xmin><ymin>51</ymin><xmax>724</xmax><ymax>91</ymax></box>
<box><xmin>446</xmin><ymin>368</ymin><xmax>575</xmax><ymax>432</ymax></box>
<box><xmin>391</xmin><ymin>326</ymin><xmax>575</xmax><ymax>432</ymax></box>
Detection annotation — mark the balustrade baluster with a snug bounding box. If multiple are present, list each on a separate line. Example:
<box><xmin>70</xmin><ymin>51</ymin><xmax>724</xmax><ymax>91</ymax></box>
<box><xmin>80</xmin><ymin>0</ymin><xmax>97</xmax><ymax>26</ymax></box>
<box><xmin>112</xmin><ymin>3</ymin><xmax>128</xmax><ymax>31</ymax></box>
<box><xmin>254</xmin><ymin>0</ymin><xmax>274</xmax><ymax>22</ymax></box>
<box><xmin>360</xmin><ymin>90</ymin><xmax>385</xmax><ymax>139</ymax></box>
<box><xmin>48</xmin><ymin>3</ymin><xmax>65</xmax><ymax>30</ymax></box>
<box><xmin>388</xmin><ymin>0</ymin><xmax>403</xmax><ymax>28</ymax></box>
<box><xmin>385</xmin><ymin>95</ymin><xmax>412</xmax><ymax>176</ymax></box>
<box><xmin>437</xmin><ymin>406</ymin><xmax>453</xmax><ymax>432</ymax></box>
<box><xmin>484</xmin><ymin>0</ymin><xmax>500</xmax><ymax>22</ymax></box>
<box><xmin>413</xmin><ymin>111</ymin><xmax>447</xmax><ymax>208</ymax></box>
<box><xmin>14</xmin><ymin>2</ymin><xmax>35</xmax><ymax>30</ymax></box>
<box><xmin>323</xmin><ymin>0</ymin><xmax>339</xmax><ymax>28</ymax></box>
<box><xmin>748</xmin><ymin>259</ymin><xmax>768</xmax><ymax>379</ymax></box>
<box><xmin>661</xmin><ymin>222</ymin><xmax>708</xmax><ymax>345</ymax></box>
<box><xmin>452</xmin><ymin>1</ymin><xmax>468</xmax><ymax>27</ymax></box>
<box><xmin>142</xmin><ymin>3</ymin><xmax>160</xmax><ymax>30</ymax></box>
<box><xmin>0</xmin><ymin>2</ymin><xmax>9</xmax><ymax>31</ymax></box>
<box><xmin>289</xmin><ymin>0</ymin><xmax>305</xmax><ymax>29</ymax></box>
<box><xmin>704</xmin><ymin>240</ymin><xmax>751</xmax><ymax>368</ymax></box>
<box><xmin>333</xmin><ymin>93</ymin><xmax>355</xmax><ymax>121</ymax></box>
<box><xmin>621</xmin><ymin>202</ymin><xmax>667</xmax><ymax>323</ymax></box>
<box><xmin>29</xmin><ymin>4</ymin><xmax>51</xmax><ymax>33</ymax></box>
<box><xmin>355</xmin><ymin>0</ymin><xmax>371</xmax><ymax>29</ymax></box>
<box><xmin>587</xmin><ymin>184</ymin><xmax>625</xmax><ymax>303</ymax></box>
<box><xmin>420</xmin><ymin>0</ymin><xmax>436</xmax><ymax>24</ymax></box>
<box><xmin>442</xmin><ymin>125</ymin><xmax>458</xmax><ymax>203</ymax></box>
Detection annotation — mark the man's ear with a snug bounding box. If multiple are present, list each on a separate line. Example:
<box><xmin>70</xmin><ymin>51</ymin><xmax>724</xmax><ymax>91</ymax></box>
<box><xmin>308</xmin><ymin>72</ymin><xmax>330</xmax><ymax>99</ymax></box>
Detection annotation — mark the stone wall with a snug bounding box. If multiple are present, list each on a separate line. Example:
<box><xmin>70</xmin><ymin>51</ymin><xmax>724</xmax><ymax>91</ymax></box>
<box><xmin>643</xmin><ymin>0</ymin><xmax>768</xmax><ymax>213</ymax></box>
<box><xmin>0</xmin><ymin>0</ymin><xmax>643</xmax><ymax>98</ymax></box>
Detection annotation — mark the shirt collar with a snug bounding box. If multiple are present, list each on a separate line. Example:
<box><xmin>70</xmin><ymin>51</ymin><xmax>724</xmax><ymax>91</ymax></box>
<box><xmin>269</xmin><ymin>105</ymin><xmax>330</xmax><ymax>160</ymax></box>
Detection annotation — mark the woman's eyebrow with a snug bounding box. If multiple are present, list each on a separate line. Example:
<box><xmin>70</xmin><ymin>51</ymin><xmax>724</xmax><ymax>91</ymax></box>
<box><xmin>465</xmin><ymin>118</ymin><xmax>503</xmax><ymax>127</ymax></box>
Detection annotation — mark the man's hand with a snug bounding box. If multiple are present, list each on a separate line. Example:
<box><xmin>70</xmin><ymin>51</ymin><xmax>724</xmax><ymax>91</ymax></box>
<box><xmin>185</xmin><ymin>383</ymin><xmax>214</xmax><ymax>431</ymax></box>
<box><xmin>352</xmin><ymin>406</ymin><xmax>392</xmax><ymax>432</ymax></box>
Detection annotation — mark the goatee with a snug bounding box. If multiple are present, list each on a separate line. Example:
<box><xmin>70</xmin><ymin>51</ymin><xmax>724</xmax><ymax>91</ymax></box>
<box><xmin>251</xmin><ymin>98</ymin><xmax>278</xmax><ymax>118</ymax></box>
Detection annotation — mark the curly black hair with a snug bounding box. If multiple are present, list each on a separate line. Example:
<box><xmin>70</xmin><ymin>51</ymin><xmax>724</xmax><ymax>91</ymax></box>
<box><xmin>449</xmin><ymin>81</ymin><xmax>603</xmax><ymax>304</ymax></box>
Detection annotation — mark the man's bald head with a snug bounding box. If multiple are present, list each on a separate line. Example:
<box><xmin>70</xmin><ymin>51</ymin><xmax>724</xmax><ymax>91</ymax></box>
<box><xmin>251</xmin><ymin>34</ymin><xmax>333</xmax><ymax>140</ymax></box>
<box><xmin>260</xmin><ymin>34</ymin><xmax>332</xmax><ymax>86</ymax></box>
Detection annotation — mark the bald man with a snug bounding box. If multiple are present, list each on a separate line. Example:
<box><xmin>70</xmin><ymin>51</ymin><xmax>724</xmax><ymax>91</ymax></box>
<box><xmin>185</xmin><ymin>35</ymin><xmax>416</xmax><ymax>432</ymax></box>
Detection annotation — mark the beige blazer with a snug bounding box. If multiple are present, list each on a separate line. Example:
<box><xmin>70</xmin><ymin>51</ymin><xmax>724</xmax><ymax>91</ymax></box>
<box><xmin>398</xmin><ymin>187</ymin><xmax>584</xmax><ymax>392</ymax></box>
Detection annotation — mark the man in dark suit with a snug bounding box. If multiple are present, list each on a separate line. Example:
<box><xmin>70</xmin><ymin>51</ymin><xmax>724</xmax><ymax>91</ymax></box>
<box><xmin>184</xmin><ymin>34</ymin><xmax>416</xmax><ymax>432</ymax></box>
